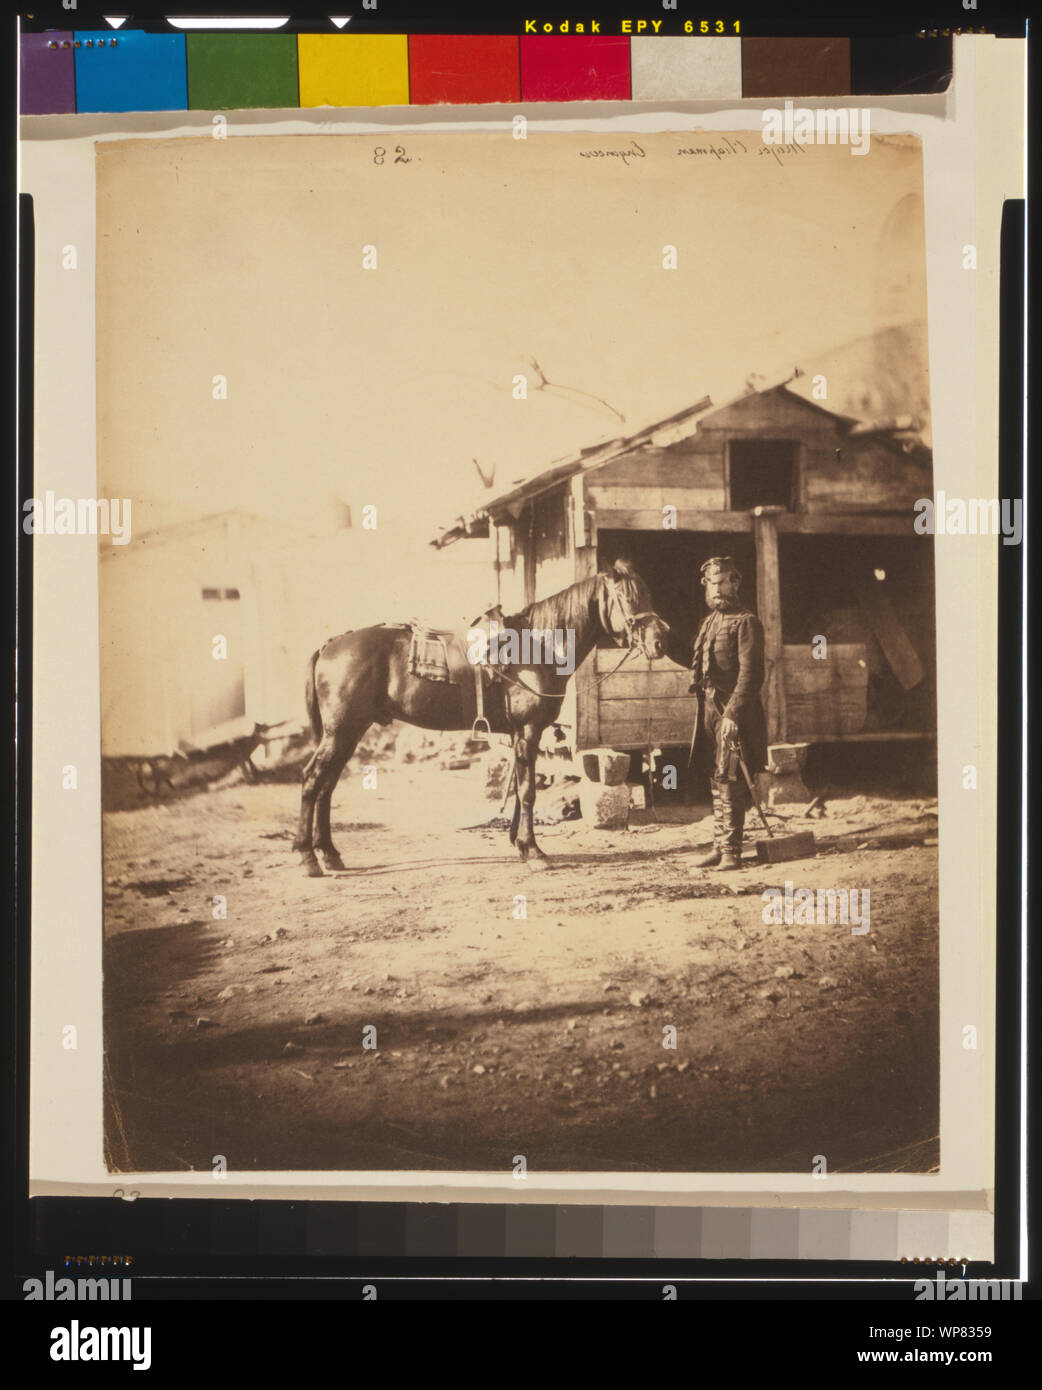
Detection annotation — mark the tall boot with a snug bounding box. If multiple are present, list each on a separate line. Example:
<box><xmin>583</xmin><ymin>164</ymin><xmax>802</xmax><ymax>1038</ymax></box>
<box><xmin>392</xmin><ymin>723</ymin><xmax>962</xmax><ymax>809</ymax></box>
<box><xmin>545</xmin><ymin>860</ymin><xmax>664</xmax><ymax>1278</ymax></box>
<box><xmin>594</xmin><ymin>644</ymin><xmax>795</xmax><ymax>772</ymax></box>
<box><xmin>693</xmin><ymin>783</ymin><xmax>726</xmax><ymax>867</ymax></box>
<box><xmin>714</xmin><ymin>779</ymin><xmax>746</xmax><ymax>871</ymax></box>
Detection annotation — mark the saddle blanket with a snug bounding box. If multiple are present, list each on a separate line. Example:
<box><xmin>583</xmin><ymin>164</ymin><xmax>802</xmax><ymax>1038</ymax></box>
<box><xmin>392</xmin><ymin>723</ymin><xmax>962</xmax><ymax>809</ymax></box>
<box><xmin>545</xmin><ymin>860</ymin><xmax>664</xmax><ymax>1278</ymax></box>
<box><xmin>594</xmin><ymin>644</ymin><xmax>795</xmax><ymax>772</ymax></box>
<box><xmin>407</xmin><ymin>626</ymin><xmax>459</xmax><ymax>684</ymax></box>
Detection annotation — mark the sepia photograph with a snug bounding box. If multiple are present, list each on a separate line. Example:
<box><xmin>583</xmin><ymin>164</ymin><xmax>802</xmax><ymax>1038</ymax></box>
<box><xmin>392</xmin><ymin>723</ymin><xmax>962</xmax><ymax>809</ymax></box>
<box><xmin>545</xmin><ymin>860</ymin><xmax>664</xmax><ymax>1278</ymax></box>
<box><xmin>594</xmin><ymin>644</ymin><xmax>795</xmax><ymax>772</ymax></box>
<box><xmin>90</xmin><ymin>127</ymin><xmax>942</xmax><ymax>1177</ymax></box>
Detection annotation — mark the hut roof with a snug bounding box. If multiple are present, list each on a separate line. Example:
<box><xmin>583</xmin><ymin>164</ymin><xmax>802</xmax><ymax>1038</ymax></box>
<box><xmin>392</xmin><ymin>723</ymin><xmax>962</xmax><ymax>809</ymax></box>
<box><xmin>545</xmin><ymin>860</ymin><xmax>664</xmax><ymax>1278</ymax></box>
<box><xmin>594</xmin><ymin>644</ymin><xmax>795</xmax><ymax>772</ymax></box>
<box><xmin>431</xmin><ymin>370</ymin><xmax>872</xmax><ymax>548</ymax></box>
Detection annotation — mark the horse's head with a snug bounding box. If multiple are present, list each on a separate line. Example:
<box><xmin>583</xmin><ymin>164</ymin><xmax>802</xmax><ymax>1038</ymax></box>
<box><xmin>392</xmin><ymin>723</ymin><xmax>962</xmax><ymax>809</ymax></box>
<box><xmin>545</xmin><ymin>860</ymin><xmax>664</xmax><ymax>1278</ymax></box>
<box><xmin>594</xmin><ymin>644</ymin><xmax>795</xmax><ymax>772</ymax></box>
<box><xmin>597</xmin><ymin>559</ymin><xmax>670</xmax><ymax>660</ymax></box>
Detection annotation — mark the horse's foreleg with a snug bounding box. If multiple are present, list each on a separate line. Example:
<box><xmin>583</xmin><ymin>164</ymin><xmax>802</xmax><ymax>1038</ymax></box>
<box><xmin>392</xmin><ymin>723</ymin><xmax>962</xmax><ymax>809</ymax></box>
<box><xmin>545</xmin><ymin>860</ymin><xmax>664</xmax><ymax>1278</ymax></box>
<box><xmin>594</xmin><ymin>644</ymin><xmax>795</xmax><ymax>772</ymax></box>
<box><xmin>509</xmin><ymin>733</ymin><xmax>526</xmax><ymax>856</ymax></box>
<box><xmin>523</xmin><ymin>723</ymin><xmax>551</xmax><ymax>868</ymax></box>
<box><xmin>514</xmin><ymin>725</ymin><xmax>551</xmax><ymax>869</ymax></box>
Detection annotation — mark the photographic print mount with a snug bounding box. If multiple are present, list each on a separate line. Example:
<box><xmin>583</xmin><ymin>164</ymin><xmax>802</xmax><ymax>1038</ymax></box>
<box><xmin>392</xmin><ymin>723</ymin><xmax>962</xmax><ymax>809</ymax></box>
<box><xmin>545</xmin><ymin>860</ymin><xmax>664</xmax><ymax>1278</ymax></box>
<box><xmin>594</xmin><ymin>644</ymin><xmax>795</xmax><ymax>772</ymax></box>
<box><xmin>10</xmin><ymin>0</ymin><xmax>1029</xmax><ymax>1309</ymax></box>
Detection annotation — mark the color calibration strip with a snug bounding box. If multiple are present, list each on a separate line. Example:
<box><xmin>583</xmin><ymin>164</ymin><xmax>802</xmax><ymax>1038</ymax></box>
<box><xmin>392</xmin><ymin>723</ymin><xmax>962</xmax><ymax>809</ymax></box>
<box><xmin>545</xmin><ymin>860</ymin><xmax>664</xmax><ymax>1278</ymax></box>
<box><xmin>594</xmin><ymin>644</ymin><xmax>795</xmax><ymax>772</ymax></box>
<box><xmin>20</xmin><ymin>31</ymin><xmax>952</xmax><ymax>116</ymax></box>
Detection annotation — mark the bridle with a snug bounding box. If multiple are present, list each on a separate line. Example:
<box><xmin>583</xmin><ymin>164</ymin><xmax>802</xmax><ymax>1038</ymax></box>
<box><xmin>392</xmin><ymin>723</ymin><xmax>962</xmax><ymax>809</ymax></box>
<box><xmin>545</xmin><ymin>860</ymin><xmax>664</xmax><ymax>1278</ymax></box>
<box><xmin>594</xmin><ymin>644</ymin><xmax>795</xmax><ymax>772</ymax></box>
<box><xmin>597</xmin><ymin>571</ymin><xmax>670</xmax><ymax>661</ymax></box>
<box><xmin>467</xmin><ymin>571</ymin><xmax>669</xmax><ymax>703</ymax></box>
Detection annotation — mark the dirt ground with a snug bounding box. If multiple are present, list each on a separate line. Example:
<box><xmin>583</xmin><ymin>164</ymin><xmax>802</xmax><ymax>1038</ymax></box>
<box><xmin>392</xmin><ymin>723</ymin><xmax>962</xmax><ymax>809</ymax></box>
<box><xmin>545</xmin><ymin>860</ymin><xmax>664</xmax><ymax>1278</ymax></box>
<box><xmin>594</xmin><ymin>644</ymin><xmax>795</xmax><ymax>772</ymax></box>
<box><xmin>103</xmin><ymin>744</ymin><xmax>939</xmax><ymax>1176</ymax></box>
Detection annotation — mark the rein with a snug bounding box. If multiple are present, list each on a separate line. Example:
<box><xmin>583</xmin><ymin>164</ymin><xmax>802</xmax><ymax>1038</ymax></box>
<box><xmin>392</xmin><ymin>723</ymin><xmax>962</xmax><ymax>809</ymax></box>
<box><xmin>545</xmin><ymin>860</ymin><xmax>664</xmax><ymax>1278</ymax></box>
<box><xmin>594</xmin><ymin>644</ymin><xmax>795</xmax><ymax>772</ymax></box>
<box><xmin>480</xmin><ymin>572</ymin><xmax>663</xmax><ymax>701</ymax></box>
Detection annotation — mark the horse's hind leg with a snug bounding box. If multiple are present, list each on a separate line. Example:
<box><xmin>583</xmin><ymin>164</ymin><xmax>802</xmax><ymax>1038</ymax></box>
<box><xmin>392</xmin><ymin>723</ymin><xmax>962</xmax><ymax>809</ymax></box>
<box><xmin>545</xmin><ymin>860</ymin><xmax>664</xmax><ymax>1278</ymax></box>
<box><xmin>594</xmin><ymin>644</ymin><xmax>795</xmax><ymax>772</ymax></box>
<box><xmin>314</xmin><ymin>729</ymin><xmax>365</xmax><ymax>872</ymax></box>
<box><xmin>293</xmin><ymin>738</ymin><xmax>334</xmax><ymax>876</ymax></box>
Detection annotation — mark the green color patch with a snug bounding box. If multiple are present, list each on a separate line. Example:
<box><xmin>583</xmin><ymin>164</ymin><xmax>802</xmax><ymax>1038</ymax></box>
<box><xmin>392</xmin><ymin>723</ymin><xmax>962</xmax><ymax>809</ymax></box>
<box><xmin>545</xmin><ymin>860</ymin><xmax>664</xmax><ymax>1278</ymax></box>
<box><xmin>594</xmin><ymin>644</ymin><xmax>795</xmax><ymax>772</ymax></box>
<box><xmin>187</xmin><ymin>34</ymin><xmax>299</xmax><ymax>110</ymax></box>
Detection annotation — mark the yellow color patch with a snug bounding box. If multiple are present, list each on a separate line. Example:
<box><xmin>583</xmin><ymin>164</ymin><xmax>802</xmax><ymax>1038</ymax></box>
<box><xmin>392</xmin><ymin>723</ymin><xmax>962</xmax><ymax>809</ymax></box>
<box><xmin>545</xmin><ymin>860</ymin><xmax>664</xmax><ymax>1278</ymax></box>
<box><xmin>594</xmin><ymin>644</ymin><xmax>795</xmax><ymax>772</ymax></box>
<box><xmin>297</xmin><ymin>34</ymin><xmax>409</xmax><ymax>108</ymax></box>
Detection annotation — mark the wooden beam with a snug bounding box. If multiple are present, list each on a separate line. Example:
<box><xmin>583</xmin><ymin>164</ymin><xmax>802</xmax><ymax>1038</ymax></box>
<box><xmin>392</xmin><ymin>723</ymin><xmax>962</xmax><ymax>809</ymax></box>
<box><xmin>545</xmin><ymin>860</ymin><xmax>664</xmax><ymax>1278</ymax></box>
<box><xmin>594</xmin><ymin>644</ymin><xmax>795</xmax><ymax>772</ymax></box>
<box><xmin>571</xmin><ymin>474</ymin><xmax>600</xmax><ymax>750</ymax></box>
<box><xmin>593</xmin><ymin>508</ymin><xmax>753</xmax><ymax>532</ymax></box>
<box><xmin>753</xmin><ymin>506</ymin><xmax>786</xmax><ymax>743</ymax></box>
<box><xmin>593</xmin><ymin>508</ymin><xmax>913</xmax><ymax>536</ymax></box>
<box><xmin>849</xmin><ymin>569</ymin><xmax>926</xmax><ymax>690</ymax></box>
<box><xmin>811</xmin><ymin>731</ymin><xmax>935</xmax><ymax>743</ymax></box>
<box><xmin>775</xmin><ymin>512</ymin><xmax>915</xmax><ymax>535</ymax></box>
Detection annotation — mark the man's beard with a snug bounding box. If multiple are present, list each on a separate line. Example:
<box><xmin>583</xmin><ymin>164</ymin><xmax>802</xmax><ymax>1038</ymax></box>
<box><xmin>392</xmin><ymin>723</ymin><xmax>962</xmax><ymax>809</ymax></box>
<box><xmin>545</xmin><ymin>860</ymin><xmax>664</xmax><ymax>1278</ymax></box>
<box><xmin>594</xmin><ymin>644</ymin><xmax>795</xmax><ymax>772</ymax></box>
<box><xmin>708</xmin><ymin>594</ymin><xmax>737</xmax><ymax>610</ymax></box>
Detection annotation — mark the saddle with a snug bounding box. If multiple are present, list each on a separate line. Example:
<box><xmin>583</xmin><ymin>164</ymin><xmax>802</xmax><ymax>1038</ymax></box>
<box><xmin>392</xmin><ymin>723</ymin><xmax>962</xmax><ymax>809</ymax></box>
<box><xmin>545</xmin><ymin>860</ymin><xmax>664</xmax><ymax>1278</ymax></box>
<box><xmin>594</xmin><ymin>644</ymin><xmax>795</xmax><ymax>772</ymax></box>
<box><xmin>406</xmin><ymin>616</ymin><xmax>499</xmax><ymax>743</ymax></box>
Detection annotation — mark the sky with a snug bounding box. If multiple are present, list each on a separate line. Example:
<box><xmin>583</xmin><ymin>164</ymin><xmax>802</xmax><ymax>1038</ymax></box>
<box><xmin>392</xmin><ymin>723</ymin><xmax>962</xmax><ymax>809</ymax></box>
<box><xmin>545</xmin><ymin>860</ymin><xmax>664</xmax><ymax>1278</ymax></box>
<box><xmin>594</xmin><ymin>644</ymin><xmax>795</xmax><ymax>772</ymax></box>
<box><xmin>96</xmin><ymin>128</ymin><xmax>929</xmax><ymax>561</ymax></box>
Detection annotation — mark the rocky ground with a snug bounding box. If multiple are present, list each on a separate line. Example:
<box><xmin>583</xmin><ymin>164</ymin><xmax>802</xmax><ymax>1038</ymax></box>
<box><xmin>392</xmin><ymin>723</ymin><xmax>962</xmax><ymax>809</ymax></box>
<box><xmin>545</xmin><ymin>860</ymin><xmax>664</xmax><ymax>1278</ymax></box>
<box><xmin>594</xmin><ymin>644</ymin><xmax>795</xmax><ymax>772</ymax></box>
<box><xmin>102</xmin><ymin>737</ymin><xmax>939</xmax><ymax>1176</ymax></box>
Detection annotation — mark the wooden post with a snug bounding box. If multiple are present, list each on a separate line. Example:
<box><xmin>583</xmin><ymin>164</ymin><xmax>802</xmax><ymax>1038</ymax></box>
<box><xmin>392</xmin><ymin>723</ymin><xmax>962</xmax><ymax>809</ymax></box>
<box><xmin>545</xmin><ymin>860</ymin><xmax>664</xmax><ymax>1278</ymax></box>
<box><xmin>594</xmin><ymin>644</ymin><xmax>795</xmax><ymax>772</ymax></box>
<box><xmin>752</xmin><ymin>504</ymin><xmax>786</xmax><ymax>743</ymax></box>
<box><xmin>571</xmin><ymin>473</ymin><xmax>599</xmax><ymax>749</ymax></box>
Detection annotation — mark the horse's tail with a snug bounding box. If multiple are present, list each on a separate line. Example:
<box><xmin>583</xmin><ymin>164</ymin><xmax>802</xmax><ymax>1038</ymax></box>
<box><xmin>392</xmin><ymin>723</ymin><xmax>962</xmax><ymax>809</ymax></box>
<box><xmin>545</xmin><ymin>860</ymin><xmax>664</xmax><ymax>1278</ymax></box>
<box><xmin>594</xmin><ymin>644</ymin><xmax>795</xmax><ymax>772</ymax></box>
<box><xmin>304</xmin><ymin>648</ymin><xmax>322</xmax><ymax>744</ymax></box>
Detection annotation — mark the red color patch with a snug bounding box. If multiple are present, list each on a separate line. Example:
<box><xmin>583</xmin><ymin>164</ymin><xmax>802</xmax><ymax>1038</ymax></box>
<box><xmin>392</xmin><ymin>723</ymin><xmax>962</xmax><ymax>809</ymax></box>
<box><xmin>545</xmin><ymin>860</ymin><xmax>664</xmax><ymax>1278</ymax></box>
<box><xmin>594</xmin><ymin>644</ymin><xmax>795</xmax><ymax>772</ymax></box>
<box><xmin>408</xmin><ymin>35</ymin><xmax>520</xmax><ymax>105</ymax></box>
<box><xmin>520</xmin><ymin>36</ymin><xmax>631</xmax><ymax>102</ymax></box>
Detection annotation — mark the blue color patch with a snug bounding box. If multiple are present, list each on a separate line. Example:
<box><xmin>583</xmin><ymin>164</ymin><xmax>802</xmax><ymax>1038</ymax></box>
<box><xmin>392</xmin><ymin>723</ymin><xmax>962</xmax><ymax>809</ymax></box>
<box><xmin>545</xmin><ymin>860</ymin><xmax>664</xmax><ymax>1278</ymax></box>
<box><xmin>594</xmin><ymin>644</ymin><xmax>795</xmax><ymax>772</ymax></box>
<box><xmin>73</xmin><ymin>31</ymin><xmax>187</xmax><ymax>113</ymax></box>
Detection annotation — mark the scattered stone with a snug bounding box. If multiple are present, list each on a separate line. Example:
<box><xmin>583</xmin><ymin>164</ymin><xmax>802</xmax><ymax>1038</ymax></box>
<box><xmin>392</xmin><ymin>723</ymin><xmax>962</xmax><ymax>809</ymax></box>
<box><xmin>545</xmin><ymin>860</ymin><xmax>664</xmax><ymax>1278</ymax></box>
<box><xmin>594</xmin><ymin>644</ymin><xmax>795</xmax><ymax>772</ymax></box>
<box><xmin>195</xmin><ymin>1016</ymin><xmax>216</xmax><ymax>1029</ymax></box>
<box><xmin>774</xmin><ymin>965</ymin><xmax>795</xmax><ymax>980</ymax></box>
<box><xmin>304</xmin><ymin>1011</ymin><xmax>325</xmax><ymax>1026</ymax></box>
<box><xmin>282</xmin><ymin>1040</ymin><xmax>303</xmax><ymax>1053</ymax></box>
<box><xmin>566</xmin><ymin>1019</ymin><xmax>578</xmax><ymax>1031</ymax></box>
<box><xmin>570</xmin><ymin>1066</ymin><xmax>584</xmax><ymax>1077</ymax></box>
<box><xmin>648</xmin><ymin>1083</ymin><xmax>657</xmax><ymax>1099</ymax></box>
<box><xmin>514</xmin><ymin>1001</ymin><xmax>535</xmax><ymax>1014</ymax></box>
<box><xmin>439</xmin><ymin>1074</ymin><xmax>452</xmax><ymax>1088</ymax></box>
<box><xmin>472</xmin><ymin>1064</ymin><xmax>487</xmax><ymax>1076</ymax></box>
<box><xmin>216</xmin><ymin>986</ymin><xmax>235</xmax><ymax>1001</ymax></box>
<box><xmin>628</xmin><ymin>990</ymin><xmax>651</xmax><ymax>1008</ymax></box>
<box><xmin>676</xmin><ymin>1061</ymin><xmax>690</xmax><ymax>1073</ymax></box>
<box><xmin>759</xmin><ymin>988</ymin><xmax>781</xmax><ymax>1003</ymax></box>
<box><xmin>818</xmin><ymin>976</ymin><xmax>838</xmax><ymax>990</ymax></box>
<box><xmin>656</xmin><ymin>1062</ymin><xmax>670</xmax><ymax>1072</ymax></box>
<box><xmin>579</xmin><ymin>782</ymin><xmax>630</xmax><ymax>829</ymax></box>
<box><xmin>856</xmin><ymin>842</ymin><xmax>869</xmax><ymax>851</ymax></box>
<box><xmin>579</xmin><ymin>748</ymin><xmax>631</xmax><ymax>787</ymax></box>
<box><xmin>603</xmin><ymin>982</ymin><xmax>619</xmax><ymax>993</ymax></box>
<box><xmin>333</xmin><ymin>1059</ymin><xmax>353</xmax><ymax>1070</ymax></box>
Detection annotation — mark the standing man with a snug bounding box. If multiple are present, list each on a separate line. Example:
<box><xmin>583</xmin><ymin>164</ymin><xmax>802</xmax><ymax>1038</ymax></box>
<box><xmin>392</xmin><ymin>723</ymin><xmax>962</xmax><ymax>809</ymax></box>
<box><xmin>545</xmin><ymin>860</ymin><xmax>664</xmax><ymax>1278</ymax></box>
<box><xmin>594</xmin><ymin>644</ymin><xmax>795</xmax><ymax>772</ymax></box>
<box><xmin>688</xmin><ymin>557</ymin><xmax>768</xmax><ymax>870</ymax></box>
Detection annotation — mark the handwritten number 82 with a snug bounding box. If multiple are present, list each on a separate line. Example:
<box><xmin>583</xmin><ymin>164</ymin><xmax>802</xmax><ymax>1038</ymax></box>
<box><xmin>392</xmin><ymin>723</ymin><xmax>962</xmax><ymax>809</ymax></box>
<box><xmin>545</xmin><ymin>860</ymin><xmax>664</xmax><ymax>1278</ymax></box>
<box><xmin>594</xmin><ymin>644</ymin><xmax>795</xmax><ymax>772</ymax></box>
<box><xmin>373</xmin><ymin>146</ymin><xmax>411</xmax><ymax>166</ymax></box>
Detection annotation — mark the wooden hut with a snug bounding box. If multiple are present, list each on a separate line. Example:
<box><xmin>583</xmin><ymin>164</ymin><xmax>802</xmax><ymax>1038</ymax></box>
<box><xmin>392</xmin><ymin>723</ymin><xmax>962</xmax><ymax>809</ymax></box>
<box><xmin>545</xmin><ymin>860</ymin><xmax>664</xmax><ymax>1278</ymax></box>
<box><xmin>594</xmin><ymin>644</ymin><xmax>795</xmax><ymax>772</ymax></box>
<box><xmin>433</xmin><ymin>376</ymin><xmax>936</xmax><ymax>799</ymax></box>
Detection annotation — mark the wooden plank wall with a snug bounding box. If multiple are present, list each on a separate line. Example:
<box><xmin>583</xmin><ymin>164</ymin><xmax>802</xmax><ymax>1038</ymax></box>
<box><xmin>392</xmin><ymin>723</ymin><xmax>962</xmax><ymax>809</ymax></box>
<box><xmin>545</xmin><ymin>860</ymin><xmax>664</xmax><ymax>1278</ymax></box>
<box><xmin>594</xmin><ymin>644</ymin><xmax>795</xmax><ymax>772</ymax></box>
<box><xmin>591</xmin><ymin>643</ymin><xmax>869</xmax><ymax>749</ymax></box>
<box><xmin>782</xmin><ymin>643</ymin><xmax>868</xmax><ymax>740</ymax></box>
<box><xmin>594</xmin><ymin>648</ymin><xmax>696</xmax><ymax>748</ymax></box>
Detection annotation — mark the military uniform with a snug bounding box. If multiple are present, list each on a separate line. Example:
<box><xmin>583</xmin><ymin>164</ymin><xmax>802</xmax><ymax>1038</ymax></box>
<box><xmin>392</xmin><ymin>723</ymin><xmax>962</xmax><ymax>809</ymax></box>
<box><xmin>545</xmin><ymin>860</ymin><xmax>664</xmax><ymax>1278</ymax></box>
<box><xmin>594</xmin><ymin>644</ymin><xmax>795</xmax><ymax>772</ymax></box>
<box><xmin>689</xmin><ymin>562</ymin><xmax>768</xmax><ymax>866</ymax></box>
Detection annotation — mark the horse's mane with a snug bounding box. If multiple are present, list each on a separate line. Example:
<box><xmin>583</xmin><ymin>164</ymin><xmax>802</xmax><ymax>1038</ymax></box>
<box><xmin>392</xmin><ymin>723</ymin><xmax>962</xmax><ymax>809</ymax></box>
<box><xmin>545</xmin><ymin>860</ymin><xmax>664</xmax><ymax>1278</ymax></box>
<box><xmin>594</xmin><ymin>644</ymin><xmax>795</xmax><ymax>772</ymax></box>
<box><xmin>514</xmin><ymin>574</ymin><xmax>599</xmax><ymax>634</ymax></box>
<box><xmin>510</xmin><ymin>561</ymin><xmax>641</xmax><ymax>632</ymax></box>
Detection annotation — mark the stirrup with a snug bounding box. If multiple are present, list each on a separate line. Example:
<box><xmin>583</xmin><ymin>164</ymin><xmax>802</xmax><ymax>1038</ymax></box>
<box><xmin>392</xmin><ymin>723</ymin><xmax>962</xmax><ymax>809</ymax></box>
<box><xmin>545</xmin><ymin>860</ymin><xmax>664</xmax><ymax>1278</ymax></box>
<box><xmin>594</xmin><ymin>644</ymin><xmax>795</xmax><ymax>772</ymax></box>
<box><xmin>467</xmin><ymin>717</ymin><xmax>491</xmax><ymax>750</ymax></box>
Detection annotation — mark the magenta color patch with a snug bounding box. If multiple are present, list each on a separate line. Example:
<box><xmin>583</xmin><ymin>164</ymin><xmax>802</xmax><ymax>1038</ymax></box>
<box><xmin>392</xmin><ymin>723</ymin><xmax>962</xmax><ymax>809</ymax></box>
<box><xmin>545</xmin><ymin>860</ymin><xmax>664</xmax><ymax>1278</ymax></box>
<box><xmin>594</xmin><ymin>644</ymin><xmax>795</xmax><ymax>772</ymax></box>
<box><xmin>520</xmin><ymin>36</ymin><xmax>631</xmax><ymax>102</ymax></box>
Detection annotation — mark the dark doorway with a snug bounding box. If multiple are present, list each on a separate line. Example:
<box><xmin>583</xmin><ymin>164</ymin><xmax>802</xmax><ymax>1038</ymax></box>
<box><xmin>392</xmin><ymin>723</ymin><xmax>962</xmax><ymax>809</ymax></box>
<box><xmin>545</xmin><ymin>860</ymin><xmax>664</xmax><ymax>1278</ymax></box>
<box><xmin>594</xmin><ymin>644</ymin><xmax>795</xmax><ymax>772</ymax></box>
<box><xmin>729</xmin><ymin>438</ymin><xmax>797</xmax><ymax>510</ymax></box>
<box><xmin>597</xmin><ymin>528</ymin><xmax>758</xmax><ymax>668</ymax></box>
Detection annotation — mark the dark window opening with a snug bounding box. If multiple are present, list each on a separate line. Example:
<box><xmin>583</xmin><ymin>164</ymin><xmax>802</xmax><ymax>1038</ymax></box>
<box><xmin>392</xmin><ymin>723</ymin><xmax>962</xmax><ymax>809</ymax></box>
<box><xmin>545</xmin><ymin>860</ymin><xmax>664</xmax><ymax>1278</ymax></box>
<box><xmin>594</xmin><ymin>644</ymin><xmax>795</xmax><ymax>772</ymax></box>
<box><xmin>729</xmin><ymin>439</ymin><xmax>797</xmax><ymax>510</ymax></box>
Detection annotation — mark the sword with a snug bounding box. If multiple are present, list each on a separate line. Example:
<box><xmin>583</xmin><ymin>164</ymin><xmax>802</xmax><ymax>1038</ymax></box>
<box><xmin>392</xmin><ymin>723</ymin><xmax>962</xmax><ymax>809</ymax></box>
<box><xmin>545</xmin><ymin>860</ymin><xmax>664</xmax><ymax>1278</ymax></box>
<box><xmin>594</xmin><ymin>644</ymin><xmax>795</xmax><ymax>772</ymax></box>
<box><xmin>686</xmin><ymin>684</ymin><xmax>703</xmax><ymax>770</ymax></box>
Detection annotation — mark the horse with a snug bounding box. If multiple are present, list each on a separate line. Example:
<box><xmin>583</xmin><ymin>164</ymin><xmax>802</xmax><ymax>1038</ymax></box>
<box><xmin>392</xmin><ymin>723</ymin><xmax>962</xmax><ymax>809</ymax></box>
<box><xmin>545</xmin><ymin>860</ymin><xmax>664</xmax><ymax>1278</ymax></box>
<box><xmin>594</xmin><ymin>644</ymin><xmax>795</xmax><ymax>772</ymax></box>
<box><xmin>292</xmin><ymin>559</ymin><xmax>670</xmax><ymax>876</ymax></box>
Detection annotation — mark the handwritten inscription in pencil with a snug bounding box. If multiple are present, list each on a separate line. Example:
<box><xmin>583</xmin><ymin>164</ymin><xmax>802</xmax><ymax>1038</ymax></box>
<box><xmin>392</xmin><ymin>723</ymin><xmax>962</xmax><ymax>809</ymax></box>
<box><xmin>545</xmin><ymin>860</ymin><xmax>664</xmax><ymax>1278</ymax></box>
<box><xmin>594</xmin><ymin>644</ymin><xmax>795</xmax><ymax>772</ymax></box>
<box><xmin>578</xmin><ymin>140</ymin><xmax>646</xmax><ymax>167</ymax></box>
